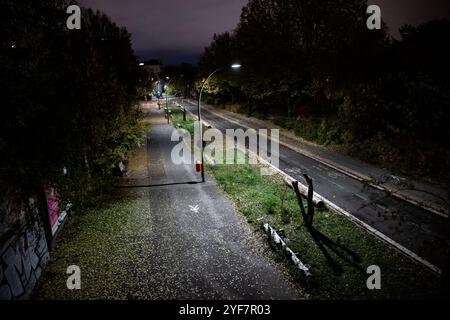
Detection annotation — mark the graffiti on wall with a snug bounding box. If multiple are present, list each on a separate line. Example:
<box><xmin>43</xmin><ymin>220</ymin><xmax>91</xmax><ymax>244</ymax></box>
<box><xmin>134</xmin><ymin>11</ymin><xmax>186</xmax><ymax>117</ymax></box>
<box><xmin>0</xmin><ymin>197</ymin><xmax>49</xmax><ymax>300</ymax></box>
<box><xmin>45</xmin><ymin>187</ymin><xmax>67</xmax><ymax>236</ymax></box>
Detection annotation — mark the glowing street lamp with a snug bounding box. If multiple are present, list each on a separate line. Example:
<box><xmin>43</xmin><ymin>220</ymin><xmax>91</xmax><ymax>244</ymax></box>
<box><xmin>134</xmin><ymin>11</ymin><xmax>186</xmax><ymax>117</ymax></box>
<box><xmin>197</xmin><ymin>63</ymin><xmax>241</xmax><ymax>182</ymax></box>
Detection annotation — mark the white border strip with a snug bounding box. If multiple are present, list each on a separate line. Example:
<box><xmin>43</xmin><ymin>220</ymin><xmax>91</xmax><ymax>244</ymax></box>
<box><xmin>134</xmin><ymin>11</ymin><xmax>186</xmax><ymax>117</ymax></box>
<box><xmin>264</xmin><ymin>223</ymin><xmax>311</xmax><ymax>277</ymax></box>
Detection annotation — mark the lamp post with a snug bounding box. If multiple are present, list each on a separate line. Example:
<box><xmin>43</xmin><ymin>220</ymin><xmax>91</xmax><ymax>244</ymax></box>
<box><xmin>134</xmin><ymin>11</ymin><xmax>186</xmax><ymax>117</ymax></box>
<box><xmin>197</xmin><ymin>63</ymin><xmax>241</xmax><ymax>182</ymax></box>
<box><xmin>154</xmin><ymin>80</ymin><xmax>161</xmax><ymax>108</ymax></box>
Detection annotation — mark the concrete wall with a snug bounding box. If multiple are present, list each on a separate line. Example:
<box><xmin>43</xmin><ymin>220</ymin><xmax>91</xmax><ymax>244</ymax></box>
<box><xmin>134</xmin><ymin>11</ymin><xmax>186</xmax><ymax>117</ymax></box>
<box><xmin>0</xmin><ymin>195</ymin><xmax>49</xmax><ymax>300</ymax></box>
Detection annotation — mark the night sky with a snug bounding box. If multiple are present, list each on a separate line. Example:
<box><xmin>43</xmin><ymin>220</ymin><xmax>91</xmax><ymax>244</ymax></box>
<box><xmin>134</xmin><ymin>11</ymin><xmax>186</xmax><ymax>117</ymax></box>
<box><xmin>79</xmin><ymin>0</ymin><xmax>449</xmax><ymax>65</ymax></box>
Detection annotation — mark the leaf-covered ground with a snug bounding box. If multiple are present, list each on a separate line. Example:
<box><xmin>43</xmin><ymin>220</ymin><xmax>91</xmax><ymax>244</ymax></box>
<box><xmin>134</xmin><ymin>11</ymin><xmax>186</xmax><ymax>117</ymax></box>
<box><xmin>33</xmin><ymin>187</ymin><xmax>153</xmax><ymax>300</ymax></box>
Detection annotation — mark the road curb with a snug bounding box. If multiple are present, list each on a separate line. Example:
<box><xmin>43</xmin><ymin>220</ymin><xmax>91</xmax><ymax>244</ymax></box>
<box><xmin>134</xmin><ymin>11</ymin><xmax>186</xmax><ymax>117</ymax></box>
<box><xmin>187</xmin><ymin>100</ymin><xmax>448</xmax><ymax>218</ymax></box>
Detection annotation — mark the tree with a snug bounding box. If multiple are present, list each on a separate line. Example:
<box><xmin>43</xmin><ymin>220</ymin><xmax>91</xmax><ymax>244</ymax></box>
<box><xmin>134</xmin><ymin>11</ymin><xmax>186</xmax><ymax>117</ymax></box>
<box><xmin>0</xmin><ymin>0</ymin><xmax>144</xmax><ymax>205</ymax></box>
<box><xmin>196</xmin><ymin>0</ymin><xmax>389</xmax><ymax>117</ymax></box>
<box><xmin>197</xmin><ymin>32</ymin><xmax>243</xmax><ymax>104</ymax></box>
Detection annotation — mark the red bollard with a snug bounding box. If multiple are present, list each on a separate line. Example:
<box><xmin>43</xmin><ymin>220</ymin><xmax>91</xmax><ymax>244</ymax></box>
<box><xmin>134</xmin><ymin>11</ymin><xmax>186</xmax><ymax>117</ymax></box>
<box><xmin>196</xmin><ymin>160</ymin><xmax>204</xmax><ymax>172</ymax></box>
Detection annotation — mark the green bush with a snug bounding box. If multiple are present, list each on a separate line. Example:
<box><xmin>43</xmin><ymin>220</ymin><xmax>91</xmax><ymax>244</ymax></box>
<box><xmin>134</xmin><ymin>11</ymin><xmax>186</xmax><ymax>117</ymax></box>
<box><xmin>274</xmin><ymin>115</ymin><xmax>346</xmax><ymax>146</ymax></box>
<box><xmin>223</xmin><ymin>103</ymin><xmax>244</xmax><ymax>114</ymax></box>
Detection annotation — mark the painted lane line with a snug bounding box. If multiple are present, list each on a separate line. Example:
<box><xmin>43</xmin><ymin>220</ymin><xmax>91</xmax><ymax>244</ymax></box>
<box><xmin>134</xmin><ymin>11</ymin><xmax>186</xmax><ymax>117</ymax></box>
<box><xmin>331</xmin><ymin>181</ymin><xmax>346</xmax><ymax>191</ymax></box>
<box><xmin>376</xmin><ymin>204</ymin><xmax>388</xmax><ymax>212</ymax></box>
<box><xmin>354</xmin><ymin>193</ymin><xmax>369</xmax><ymax>201</ymax></box>
<box><xmin>316</xmin><ymin>173</ymin><xmax>345</xmax><ymax>190</ymax></box>
<box><xmin>317</xmin><ymin>173</ymin><xmax>328</xmax><ymax>180</ymax></box>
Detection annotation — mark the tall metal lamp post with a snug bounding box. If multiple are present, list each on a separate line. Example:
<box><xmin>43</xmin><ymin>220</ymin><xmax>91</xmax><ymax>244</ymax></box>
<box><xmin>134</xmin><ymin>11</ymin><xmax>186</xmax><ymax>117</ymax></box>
<box><xmin>197</xmin><ymin>63</ymin><xmax>241</xmax><ymax>182</ymax></box>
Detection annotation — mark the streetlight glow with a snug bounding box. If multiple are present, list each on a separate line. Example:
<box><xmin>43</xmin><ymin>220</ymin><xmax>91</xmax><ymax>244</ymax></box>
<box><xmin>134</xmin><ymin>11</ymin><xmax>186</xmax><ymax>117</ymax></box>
<box><xmin>197</xmin><ymin>63</ymin><xmax>243</xmax><ymax>182</ymax></box>
<box><xmin>139</xmin><ymin>62</ymin><xmax>144</xmax><ymax>66</ymax></box>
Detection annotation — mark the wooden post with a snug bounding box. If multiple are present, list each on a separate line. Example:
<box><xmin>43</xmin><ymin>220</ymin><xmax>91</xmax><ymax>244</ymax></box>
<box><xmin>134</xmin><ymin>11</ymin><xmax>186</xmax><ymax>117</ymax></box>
<box><xmin>292</xmin><ymin>175</ymin><xmax>315</xmax><ymax>228</ymax></box>
<box><xmin>303</xmin><ymin>174</ymin><xmax>315</xmax><ymax>227</ymax></box>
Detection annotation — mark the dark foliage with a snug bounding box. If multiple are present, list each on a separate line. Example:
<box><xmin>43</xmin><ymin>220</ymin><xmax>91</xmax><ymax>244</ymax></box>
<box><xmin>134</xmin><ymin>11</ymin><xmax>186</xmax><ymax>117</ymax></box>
<box><xmin>0</xmin><ymin>0</ymin><xmax>145</xmax><ymax>204</ymax></box>
<box><xmin>197</xmin><ymin>0</ymin><xmax>450</xmax><ymax>181</ymax></box>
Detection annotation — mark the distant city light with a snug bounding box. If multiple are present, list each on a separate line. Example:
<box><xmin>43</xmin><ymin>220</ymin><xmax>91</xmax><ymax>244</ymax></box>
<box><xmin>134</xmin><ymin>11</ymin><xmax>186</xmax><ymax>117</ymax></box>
<box><xmin>139</xmin><ymin>62</ymin><xmax>144</xmax><ymax>66</ymax></box>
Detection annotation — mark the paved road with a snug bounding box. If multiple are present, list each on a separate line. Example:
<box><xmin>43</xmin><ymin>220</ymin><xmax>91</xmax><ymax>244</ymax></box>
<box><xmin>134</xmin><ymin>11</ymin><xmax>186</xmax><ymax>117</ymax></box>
<box><xmin>124</xmin><ymin>103</ymin><xmax>301</xmax><ymax>299</ymax></box>
<box><xmin>177</xmin><ymin>99</ymin><xmax>449</xmax><ymax>271</ymax></box>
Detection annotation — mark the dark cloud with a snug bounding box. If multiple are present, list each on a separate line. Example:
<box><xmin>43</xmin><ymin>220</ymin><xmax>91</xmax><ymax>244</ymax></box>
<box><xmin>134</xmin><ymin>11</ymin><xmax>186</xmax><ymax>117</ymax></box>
<box><xmin>372</xmin><ymin>0</ymin><xmax>449</xmax><ymax>38</ymax></box>
<box><xmin>78</xmin><ymin>0</ymin><xmax>246</xmax><ymax>64</ymax></box>
<box><xmin>79</xmin><ymin>0</ymin><xmax>450</xmax><ymax>65</ymax></box>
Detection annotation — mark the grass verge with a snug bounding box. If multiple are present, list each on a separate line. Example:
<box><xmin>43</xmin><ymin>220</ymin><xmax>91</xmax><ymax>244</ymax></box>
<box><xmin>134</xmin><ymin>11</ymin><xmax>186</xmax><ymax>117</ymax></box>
<box><xmin>206</xmin><ymin>157</ymin><xmax>442</xmax><ymax>299</ymax></box>
<box><xmin>169</xmin><ymin>102</ymin><xmax>196</xmax><ymax>136</ymax></box>
<box><xmin>173</xmin><ymin>110</ymin><xmax>443</xmax><ymax>298</ymax></box>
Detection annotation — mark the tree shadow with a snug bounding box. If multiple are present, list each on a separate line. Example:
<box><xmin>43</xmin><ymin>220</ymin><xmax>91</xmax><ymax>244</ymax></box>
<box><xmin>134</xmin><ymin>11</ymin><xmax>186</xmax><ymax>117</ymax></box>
<box><xmin>116</xmin><ymin>181</ymin><xmax>200</xmax><ymax>188</ymax></box>
<box><xmin>308</xmin><ymin>226</ymin><xmax>364</xmax><ymax>275</ymax></box>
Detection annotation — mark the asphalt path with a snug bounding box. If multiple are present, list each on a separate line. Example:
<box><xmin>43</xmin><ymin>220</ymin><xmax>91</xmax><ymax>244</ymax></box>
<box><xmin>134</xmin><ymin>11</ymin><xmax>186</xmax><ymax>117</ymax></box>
<box><xmin>132</xmin><ymin>104</ymin><xmax>301</xmax><ymax>299</ymax></box>
<box><xmin>177</xmin><ymin>99</ymin><xmax>449</xmax><ymax>271</ymax></box>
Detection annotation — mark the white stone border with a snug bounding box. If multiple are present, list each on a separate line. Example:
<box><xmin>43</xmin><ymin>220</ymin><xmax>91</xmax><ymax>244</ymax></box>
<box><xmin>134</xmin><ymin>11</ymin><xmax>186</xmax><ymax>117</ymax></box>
<box><xmin>263</xmin><ymin>223</ymin><xmax>311</xmax><ymax>277</ymax></box>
